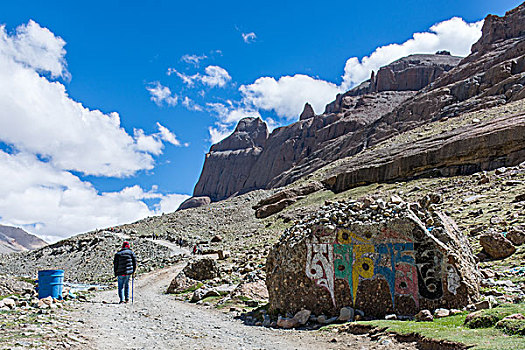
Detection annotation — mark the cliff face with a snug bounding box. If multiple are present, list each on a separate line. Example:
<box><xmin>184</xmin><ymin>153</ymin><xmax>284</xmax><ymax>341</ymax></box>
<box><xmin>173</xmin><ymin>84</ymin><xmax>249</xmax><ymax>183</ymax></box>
<box><xmin>194</xmin><ymin>2</ymin><xmax>525</xmax><ymax>202</ymax></box>
<box><xmin>194</xmin><ymin>55</ymin><xmax>457</xmax><ymax>201</ymax></box>
<box><xmin>471</xmin><ymin>3</ymin><xmax>525</xmax><ymax>54</ymax></box>
<box><xmin>194</xmin><ymin>117</ymin><xmax>268</xmax><ymax>201</ymax></box>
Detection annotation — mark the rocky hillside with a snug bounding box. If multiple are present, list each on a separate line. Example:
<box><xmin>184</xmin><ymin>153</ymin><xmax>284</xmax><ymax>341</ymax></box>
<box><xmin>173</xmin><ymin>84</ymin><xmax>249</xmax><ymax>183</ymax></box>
<box><xmin>193</xmin><ymin>3</ymin><xmax>525</xmax><ymax>203</ymax></box>
<box><xmin>0</xmin><ymin>190</ymin><xmax>277</xmax><ymax>283</ymax></box>
<box><xmin>0</xmin><ymin>224</ymin><xmax>47</xmax><ymax>253</ymax></box>
<box><xmin>0</xmin><ymin>231</ymin><xmax>177</xmax><ymax>283</ymax></box>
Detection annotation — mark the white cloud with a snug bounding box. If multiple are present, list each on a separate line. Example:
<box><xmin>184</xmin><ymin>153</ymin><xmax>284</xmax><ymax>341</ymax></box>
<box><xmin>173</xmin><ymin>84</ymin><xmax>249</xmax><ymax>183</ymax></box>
<box><xmin>0</xmin><ymin>20</ymin><xmax>68</xmax><ymax>78</ymax></box>
<box><xmin>133</xmin><ymin>122</ymin><xmax>182</xmax><ymax>154</ymax></box>
<box><xmin>157</xmin><ymin>194</ymin><xmax>191</xmax><ymax>213</ymax></box>
<box><xmin>0</xmin><ymin>20</ymin><xmax>188</xmax><ymax>241</ymax></box>
<box><xmin>133</xmin><ymin>128</ymin><xmax>164</xmax><ymax>155</ymax></box>
<box><xmin>240</xmin><ymin>74</ymin><xmax>342</xmax><ymax>120</ymax></box>
<box><xmin>206</xmin><ymin>102</ymin><xmax>229</xmax><ymax>119</ymax></box>
<box><xmin>181</xmin><ymin>96</ymin><xmax>203</xmax><ymax>111</ymax></box>
<box><xmin>146</xmin><ymin>81</ymin><xmax>178</xmax><ymax>106</ymax></box>
<box><xmin>208</xmin><ymin>124</ymin><xmax>233</xmax><ymax>144</ymax></box>
<box><xmin>175</xmin><ymin>65</ymin><xmax>232</xmax><ymax>88</ymax></box>
<box><xmin>341</xmin><ymin>17</ymin><xmax>483</xmax><ymax>89</ymax></box>
<box><xmin>242</xmin><ymin>32</ymin><xmax>257</xmax><ymax>44</ymax></box>
<box><xmin>174</xmin><ymin>70</ymin><xmax>197</xmax><ymax>86</ymax></box>
<box><xmin>200</xmin><ymin>65</ymin><xmax>231</xmax><ymax>87</ymax></box>
<box><xmin>181</xmin><ymin>53</ymin><xmax>207</xmax><ymax>66</ymax></box>
<box><xmin>0</xmin><ymin>151</ymin><xmax>190</xmax><ymax>242</ymax></box>
<box><xmin>0</xmin><ymin>22</ymin><xmax>183</xmax><ymax>177</ymax></box>
<box><xmin>156</xmin><ymin>122</ymin><xmax>181</xmax><ymax>146</ymax></box>
<box><xmin>206</xmin><ymin>102</ymin><xmax>261</xmax><ymax>124</ymax></box>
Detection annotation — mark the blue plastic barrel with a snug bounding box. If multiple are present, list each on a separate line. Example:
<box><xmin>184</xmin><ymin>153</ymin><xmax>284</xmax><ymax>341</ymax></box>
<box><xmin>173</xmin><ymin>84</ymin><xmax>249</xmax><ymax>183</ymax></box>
<box><xmin>38</xmin><ymin>270</ymin><xmax>64</xmax><ymax>299</ymax></box>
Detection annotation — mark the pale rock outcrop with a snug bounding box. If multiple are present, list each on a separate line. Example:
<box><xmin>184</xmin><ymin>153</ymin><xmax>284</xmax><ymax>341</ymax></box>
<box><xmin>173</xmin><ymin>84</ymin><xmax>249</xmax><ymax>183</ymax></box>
<box><xmin>177</xmin><ymin>196</ymin><xmax>211</xmax><ymax>211</ymax></box>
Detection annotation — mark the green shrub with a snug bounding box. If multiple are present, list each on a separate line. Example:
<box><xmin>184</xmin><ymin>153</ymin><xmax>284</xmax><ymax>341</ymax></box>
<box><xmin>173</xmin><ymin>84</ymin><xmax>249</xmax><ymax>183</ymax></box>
<box><xmin>495</xmin><ymin>319</ymin><xmax>525</xmax><ymax>336</ymax></box>
<box><xmin>465</xmin><ymin>312</ymin><xmax>500</xmax><ymax>328</ymax></box>
<box><xmin>465</xmin><ymin>306</ymin><xmax>522</xmax><ymax>329</ymax></box>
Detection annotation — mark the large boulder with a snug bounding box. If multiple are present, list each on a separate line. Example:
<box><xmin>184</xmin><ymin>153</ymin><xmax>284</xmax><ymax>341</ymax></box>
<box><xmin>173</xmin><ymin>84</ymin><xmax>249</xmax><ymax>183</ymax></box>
<box><xmin>253</xmin><ymin>181</ymin><xmax>324</xmax><ymax>218</ymax></box>
<box><xmin>255</xmin><ymin>199</ymin><xmax>296</xmax><ymax>219</ymax></box>
<box><xmin>167</xmin><ymin>257</ymin><xmax>220</xmax><ymax>294</ymax></box>
<box><xmin>506</xmin><ymin>227</ymin><xmax>525</xmax><ymax>246</ymax></box>
<box><xmin>266</xmin><ymin>197</ymin><xmax>480</xmax><ymax>318</ymax></box>
<box><xmin>167</xmin><ymin>272</ymin><xmax>201</xmax><ymax>294</ymax></box>
<box><xmin>480</xmin><ymin>232</ymin><xmax>516</xmax><ymax>259</ymax></box>
<box><xmin>177</xmin><ymin>196</ymin><xmax>211</xmax><ymax>211</ymax></box>
<box><xmin>183</xmin><ymin>257</ymin><xmax>220</xmax><ymax>281</ymax></box>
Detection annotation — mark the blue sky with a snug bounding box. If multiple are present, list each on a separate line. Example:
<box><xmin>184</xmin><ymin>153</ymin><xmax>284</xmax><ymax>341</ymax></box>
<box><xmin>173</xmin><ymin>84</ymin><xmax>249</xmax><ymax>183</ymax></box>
<box><xmin>0</xmin><ymin>0</ymin><xmax>521</xmax><ymax>241</ymax></box>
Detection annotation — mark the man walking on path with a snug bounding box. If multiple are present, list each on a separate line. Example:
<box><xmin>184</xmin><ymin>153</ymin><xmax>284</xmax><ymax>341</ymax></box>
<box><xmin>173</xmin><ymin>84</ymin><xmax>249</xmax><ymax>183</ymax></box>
<box><xmin>113</xmin><ymin>241</ymin><xmax>137</xmax><ymax>304</ymax></box>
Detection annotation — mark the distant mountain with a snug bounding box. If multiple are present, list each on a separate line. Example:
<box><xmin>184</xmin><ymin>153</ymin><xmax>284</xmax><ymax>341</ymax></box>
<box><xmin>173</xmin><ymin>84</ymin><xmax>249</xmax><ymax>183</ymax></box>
<box><xmin>0</xmin><ymin>225</ymin><xmax>47</xmax><ymax>254</ymax></box>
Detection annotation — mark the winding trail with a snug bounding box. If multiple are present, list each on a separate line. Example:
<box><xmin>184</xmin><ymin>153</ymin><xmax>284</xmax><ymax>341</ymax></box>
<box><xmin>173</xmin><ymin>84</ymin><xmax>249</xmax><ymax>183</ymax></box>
<box><xmin>73</xmin><ymin>265</ymin><xmax>416</xmax><ymax>350</ymax></box>
<box><xmin>144</xmin><ymin>238</ymin><xmax>189</xmax><ymax>256</ymax></box>
<box><xmin>72</xmin><ymin>235</ymin><xmax>415</xmax><ymax>349</ymax></box>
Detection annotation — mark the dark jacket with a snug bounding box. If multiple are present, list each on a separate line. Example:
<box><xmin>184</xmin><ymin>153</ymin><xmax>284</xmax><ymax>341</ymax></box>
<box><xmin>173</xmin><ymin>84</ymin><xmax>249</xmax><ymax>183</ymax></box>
<box><xmin>113</xmin><ymin>248</ymin><xmax>137</xmax><ymax>276</ymax></box>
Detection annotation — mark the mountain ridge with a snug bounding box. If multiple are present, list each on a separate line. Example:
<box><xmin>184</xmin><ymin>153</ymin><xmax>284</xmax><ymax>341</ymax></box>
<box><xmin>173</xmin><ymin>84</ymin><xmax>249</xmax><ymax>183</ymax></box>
<box><xmin>0</xmin><ymin>224</ymin><xmax>47</xmax><ymax>254</ymax></box>
<box><xmin>192</xmin><ymin>3</ymin><xmax>525</xmax><ymax>203</ymax></box>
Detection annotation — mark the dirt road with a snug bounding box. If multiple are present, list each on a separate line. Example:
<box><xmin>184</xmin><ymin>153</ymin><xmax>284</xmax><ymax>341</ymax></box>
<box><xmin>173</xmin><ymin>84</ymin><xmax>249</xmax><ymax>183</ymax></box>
<box><xmin>72</xmin><ymin>265</ymin><xmax>416</xmax><ymax>350</ymax></box>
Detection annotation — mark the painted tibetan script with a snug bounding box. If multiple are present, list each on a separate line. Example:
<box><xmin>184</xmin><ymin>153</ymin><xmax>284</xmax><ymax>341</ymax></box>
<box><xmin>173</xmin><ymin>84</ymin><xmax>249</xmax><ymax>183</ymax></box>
<box><xmin>305</xmin><ymin>227</ymin><xmax>441</xmax><ymax>307</ymax></box>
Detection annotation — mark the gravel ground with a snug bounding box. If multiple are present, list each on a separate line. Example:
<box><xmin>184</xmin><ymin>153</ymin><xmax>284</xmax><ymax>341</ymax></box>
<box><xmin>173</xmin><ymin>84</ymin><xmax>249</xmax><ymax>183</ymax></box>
<box><xmin>73</xmin><ymin>265</ymin><xmax>417</xmax><ymax>350</ymax></box>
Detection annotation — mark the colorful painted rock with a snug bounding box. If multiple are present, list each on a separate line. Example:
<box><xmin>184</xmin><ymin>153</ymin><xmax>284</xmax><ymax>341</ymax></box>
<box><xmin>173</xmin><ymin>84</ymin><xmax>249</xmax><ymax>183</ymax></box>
<box><xmin>266</xmin><ymin>198</ymin><xmax>480</xmax><ymax>318</ymax></box>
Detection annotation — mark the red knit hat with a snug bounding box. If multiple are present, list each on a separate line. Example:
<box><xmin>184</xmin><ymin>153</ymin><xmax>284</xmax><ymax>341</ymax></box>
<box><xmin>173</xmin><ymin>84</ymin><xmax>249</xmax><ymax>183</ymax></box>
<box><xmin>122</xmin><ymin>241</ymin><xmax>130</xmax><ymax>249</ymax></box>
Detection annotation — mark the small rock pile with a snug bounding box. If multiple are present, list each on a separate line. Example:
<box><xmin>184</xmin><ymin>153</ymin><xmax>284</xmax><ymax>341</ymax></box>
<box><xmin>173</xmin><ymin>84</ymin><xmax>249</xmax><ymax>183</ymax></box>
<box><xmin>266</xmin><ymin>194</ymin><xmax>480</xmax><ymax>318</ymax></box>
<box><xmin>167</xmin><ymin>256</ymin><xmax>269</xmax><ymax>307</ymax></box>
<box><xmin>0</xmin><ymin>273</ymin><xmax>33</xmax><ymax>296</ymax></box>
<box><xmin>0</xmin><ymin>287</ymin><xmax>89</xmax><ymax>348</ymax></box>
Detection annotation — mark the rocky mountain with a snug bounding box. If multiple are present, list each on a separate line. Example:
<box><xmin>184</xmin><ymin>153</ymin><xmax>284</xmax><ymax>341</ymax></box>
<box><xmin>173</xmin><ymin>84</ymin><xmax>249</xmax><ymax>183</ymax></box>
<box><xmin>194</xmin><ymin>118</ymin><xmax>269</xmax><ymax>201</ymax></box>
<box><xmin>192</xmin><ymin>3</ymin><xmax>525</xmax><ymax>203</ymax></box>
<box><xmin>0</xmin><ymin>224</ymin><xmax>47</xmax><ymax>254</ymax></box>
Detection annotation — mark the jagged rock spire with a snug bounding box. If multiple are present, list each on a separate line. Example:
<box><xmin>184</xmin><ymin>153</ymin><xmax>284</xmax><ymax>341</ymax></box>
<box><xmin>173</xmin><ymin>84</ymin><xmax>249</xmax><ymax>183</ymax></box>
<box><xmin>299</xmin><ymin>103</ymin><xmax>315</xmax><ymax>120</ymax></box>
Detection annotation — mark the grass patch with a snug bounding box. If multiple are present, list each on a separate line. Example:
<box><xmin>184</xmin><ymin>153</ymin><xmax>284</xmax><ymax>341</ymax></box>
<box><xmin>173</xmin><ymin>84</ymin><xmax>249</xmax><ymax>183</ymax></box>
<box><xmin>236</xmin><ymin>295</ymin><xmax>252</xmax><ymax>302</ymax></box>
<box><xmin>355</xmin><ymin>304</ymin><xmax>525</xmax><ymax>350</ymax></box>
<box><xmin>174</xmin><ymin>282</ymin><xmax>204</xmax><ymax>295</ymax></box>
<box><xmin>215</xmin><ymin>299</ymin><xmax>236</xmax><ymax>310</ymax></box>
<box><xmin>201</xmin><ymin>295</ymin><xmax>221</xmax><ymax>304</ymax></box>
